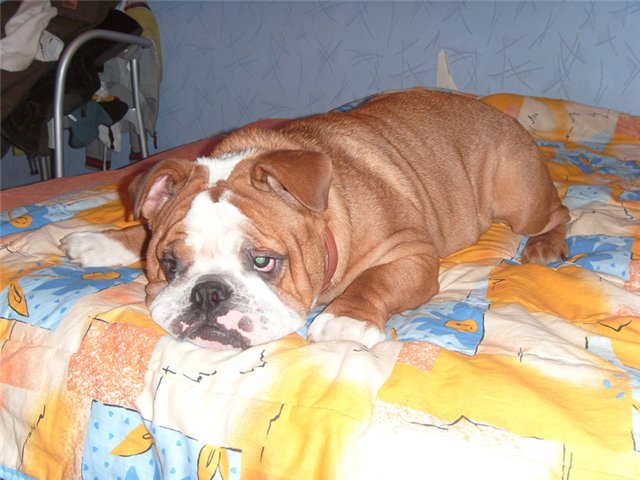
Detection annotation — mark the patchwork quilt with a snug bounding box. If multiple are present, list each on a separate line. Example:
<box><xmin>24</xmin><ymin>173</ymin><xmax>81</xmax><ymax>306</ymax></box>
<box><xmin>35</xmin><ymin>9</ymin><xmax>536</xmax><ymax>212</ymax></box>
<box><xmin>1</xmin><ymin>93</ymin><xmax>639</xmax><ymax>479</ymax></box>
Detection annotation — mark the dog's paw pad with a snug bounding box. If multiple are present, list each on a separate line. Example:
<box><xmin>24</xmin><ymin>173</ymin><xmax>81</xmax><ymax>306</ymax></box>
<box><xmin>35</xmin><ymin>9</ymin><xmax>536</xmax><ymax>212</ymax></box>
<box><xmin>308</xmin><ymin>313</ymin><xmax>386</xmax><ymax>348</ymax></box>
<box><xmin>60</xmin><ymin>231</ymin><xmax>138</xmax><ymax>267</ymax></box>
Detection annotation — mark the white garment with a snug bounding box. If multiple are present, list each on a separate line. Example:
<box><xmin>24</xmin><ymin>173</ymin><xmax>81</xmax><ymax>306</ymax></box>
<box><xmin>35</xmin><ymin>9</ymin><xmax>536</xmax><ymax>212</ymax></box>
<box><xmin>0</xmin><ymin>0</ymin><xmax>58</xmax><ymax>72</ymax></box>
<box><xmin>37</xmin><ymin>29</ymin><xmax>63</xmax><ymax>63</ymax></box>
<box><xmin>99</xmin><ymin>122</ymin><xmax>123</xmax><ymax>152</ymax></box>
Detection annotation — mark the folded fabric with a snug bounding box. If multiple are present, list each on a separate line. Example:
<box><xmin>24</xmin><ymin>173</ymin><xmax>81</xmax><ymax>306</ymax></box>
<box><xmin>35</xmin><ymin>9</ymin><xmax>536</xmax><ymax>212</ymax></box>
<box><xmin>99</xmin><ymin>120</ymin><xmax>123</xmax><ymax>152</ymax></box>
<box><xmin>36</xmin><ymin>30</ymin><xmax>63</xmax><ymax>63</ymax></box>
<box><xmin>68</xmin><ymin>99</ymin><xmax>128</xmax><ymax>149</ymax></box>
<box><xmin>0</xmin><ymin>0</ymin><xmax>57</xmax><ymax>72</ymax></box>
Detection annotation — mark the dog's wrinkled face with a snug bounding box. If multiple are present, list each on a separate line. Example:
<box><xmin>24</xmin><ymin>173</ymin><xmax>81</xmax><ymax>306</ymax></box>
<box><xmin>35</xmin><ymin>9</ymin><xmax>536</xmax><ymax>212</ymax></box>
<box><xmin>148</xmin><ymin>190</ymin><xmax>303</xmax><ymax>349</ymax></box>
<box><xmin>133</xmin><ymin>149</ymin><xmax>333</xmax><ymax>349</ymax></box>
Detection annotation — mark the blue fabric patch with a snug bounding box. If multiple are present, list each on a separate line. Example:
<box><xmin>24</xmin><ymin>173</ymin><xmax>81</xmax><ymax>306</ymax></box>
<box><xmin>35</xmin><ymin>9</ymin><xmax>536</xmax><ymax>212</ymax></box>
<box><xmin>146</xmin><ymin>418</ymin><xmax>241</xmax><ymax>480</ymax></box>
<box><xmin>0</xmin><ymin>264</ymin><xmax>142</xmax><ymax>330</ymax></box>
<box><xmin>83</xmin><ymin>402</ymin><xmax>160</xmax><ymax>480</ymax></box>
<box><xmin>388</xmin><ymin>287</ymin><xmax>489</xmax><ymax>355</ymax></box>
<box><xmin>0</xmin><ymin>465</ymin><xmax>38</xmax><ymax>480</ymax></box>
<box><xmin>84</xmin><ymin>402</ymin><xmax>242</xmax><ymax>480</ymax></box>
<box><xmin>1</xmin><ymin>192</ymin><xmax>117</xmax><ymax>236</ymax></box>
<box><xmin>620</xmin><ymin>189</ymin><xmax>640</xmax><ymax>201</ymax></box>
<box><xmin>566</xmin><ymin>235</ymin><xmax>633</xmax><ymax>280</ymax></box>
<box><xmin>552</xmin><ymin>148</ymin><xmax>640</xmax><ymax>179</ymax></box>
<box><xmin>563</xmin><ymin>185</ymin><xmax>613</xmax><ymax>209</ymax></box>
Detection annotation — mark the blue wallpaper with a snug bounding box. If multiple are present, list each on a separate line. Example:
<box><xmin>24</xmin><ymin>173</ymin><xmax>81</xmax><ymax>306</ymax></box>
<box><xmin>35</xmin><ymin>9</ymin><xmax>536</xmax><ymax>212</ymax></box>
<box><xmin>151</xmin><ymin>0</ymin><xmax>640</xmax><ymax>152</ymax></box>
<box><xmin>2</xmin><ymin>1</ymin><xmax>639</xmax><ymax>189</ymax></box>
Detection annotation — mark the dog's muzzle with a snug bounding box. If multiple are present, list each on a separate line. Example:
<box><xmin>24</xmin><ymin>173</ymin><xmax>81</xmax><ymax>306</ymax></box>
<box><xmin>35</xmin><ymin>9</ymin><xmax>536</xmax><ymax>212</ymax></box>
<box><xmin>174</xmin><ymin>275</ymin><xmax>253</xmax><ymax>349</ymax></box>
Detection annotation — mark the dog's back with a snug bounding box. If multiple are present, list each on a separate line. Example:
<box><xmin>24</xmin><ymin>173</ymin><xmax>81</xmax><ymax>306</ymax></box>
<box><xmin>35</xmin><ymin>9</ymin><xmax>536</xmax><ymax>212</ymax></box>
<box><xmin>276</xmin><ymin>87</ymin><xmax>562</xmax><ymax>257</ymax></box>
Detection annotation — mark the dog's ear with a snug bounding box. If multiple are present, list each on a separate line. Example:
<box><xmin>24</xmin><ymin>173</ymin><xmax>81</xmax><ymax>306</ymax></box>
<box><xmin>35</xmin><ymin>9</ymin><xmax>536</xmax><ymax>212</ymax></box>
<box><xmin>251</xmin><ymin>150</ymin><xmax>332</xmax><ymax>212</ymax></box>
<box><xmin>130</xmin><ymin>158</ymin><xmax>197</xmax><ymax>223</ymax></box>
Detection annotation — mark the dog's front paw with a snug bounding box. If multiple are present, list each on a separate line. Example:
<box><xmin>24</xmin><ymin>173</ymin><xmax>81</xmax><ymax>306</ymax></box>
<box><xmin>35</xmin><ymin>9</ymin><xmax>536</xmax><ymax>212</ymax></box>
<box><xmin>308</xmin><ymin>312</ymin><xmax>386</xmax><ymax>348</ymax></box>
<box><xmin>60</xmin><ymin>231</ymin><xmax>140</xmax><ymax>267</ymax></box>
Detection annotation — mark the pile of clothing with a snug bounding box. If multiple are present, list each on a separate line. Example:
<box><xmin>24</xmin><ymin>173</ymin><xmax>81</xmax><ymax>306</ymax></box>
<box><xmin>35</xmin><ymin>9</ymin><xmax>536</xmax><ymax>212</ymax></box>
<box><xmin>0</xmin><ymin>0</ymin><xmax>161</xmax><ymax>172</ymax></box>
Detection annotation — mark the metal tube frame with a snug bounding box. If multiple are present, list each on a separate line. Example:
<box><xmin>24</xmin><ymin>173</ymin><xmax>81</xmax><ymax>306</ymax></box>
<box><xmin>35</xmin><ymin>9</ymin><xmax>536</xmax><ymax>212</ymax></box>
<box><xmin>130</xmin><ymin>57</ymin><xmax>148</xmax><ymax>159</ymax></box>
<box><xmin>53</xmin><ymin>29</ymin><xmax>153</xmax><ymax>178</ymax></box>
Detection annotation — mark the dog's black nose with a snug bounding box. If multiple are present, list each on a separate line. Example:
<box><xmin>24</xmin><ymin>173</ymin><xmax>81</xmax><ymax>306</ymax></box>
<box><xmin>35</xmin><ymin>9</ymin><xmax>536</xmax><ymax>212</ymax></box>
<box><xmin>190</xmin><ymin>280</ymin><xmax>231</xmax><ymax>308</ymax></box>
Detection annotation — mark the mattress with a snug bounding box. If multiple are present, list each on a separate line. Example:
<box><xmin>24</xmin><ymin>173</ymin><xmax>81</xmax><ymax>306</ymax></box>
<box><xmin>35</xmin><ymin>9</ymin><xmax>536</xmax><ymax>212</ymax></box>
<box><xmin>1</xmin><ymin>92</ymin><xmax>639</xmax><ymax>479</ymax></box>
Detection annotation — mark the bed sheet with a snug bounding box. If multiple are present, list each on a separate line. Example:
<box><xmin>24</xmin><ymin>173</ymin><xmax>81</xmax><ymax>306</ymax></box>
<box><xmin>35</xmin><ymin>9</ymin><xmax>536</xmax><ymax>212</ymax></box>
<box><xmin>1</xmin><ymin>93</ymin><xmax>639</xmax><ymax>479</ymax></box>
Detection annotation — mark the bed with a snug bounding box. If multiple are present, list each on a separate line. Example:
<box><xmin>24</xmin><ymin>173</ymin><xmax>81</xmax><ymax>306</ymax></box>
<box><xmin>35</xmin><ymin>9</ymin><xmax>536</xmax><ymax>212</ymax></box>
<box><xmin>1</xmin><ymin>91</ymin><xmax>639</xmax><ymax>480</ymax></box>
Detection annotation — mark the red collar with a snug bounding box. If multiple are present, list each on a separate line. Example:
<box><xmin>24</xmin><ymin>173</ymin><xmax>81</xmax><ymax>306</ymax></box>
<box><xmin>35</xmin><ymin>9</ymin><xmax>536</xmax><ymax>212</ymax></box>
<box><xmin>321</xmin><ymin>227</ymin><xmax>338</xmax><ymax>292</ymax></box>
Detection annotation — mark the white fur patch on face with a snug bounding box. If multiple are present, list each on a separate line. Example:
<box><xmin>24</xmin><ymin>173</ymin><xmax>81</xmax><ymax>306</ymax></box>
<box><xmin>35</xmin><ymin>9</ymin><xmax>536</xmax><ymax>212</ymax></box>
<box><xmin>308</xmin><ymin>312</ymin><xmax>386</xmax><ymax>348</ymax></box>
<box><xmin>184</xmin><ymin>191</ymin><xmax>248</xmax><ymax>273</ymax></box>
<box><xmin>196</xmin><ymin>150</ymin><xmax>254</xmax><ymax>188</ymax></box>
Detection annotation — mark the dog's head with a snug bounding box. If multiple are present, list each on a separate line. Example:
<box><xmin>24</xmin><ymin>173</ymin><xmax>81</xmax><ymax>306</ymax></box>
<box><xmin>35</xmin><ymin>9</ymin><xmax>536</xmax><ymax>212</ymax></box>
<box><xmin>131</xmin><ymin>148</ymin><xmax>334</xmax><ymax>349</ymax></box>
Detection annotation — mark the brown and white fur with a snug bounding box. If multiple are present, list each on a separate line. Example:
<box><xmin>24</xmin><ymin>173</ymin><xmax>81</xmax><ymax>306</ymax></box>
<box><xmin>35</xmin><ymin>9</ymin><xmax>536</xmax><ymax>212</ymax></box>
<box><xmin>61</xmin><ymin>88</ymin><xmax>569</xmax><ymax>350</ymax></box>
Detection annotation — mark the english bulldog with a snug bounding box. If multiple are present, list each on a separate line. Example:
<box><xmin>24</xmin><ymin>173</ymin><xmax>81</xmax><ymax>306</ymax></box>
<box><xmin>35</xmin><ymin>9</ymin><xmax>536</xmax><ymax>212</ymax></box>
<box><xmin>61</xmin><ymin>88</ymin><xmax>569</xmax><ymax>350</ymax></box>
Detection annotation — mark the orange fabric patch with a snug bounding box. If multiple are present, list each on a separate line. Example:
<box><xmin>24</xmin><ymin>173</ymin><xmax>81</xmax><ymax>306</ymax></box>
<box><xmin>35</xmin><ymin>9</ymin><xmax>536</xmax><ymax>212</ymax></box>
<box><xmin>67</xmin><ymin>321</ymin><xmax>162</xmax><ymax>408</ymax></box>
<box><xmin>0</xmin><ymin>256</ymin><xmax>59</xmax><ymax>292</ymax></box>
<box><xmin>488</xmin><ymin>264</ymin><xmax>610</xmax><ymax>322</ymax></box>
<box><xmin>21</xmin><ymin>391</ymin><xmax>92</xmax><ymax>480</ymax></box>
<box><xmin>441</xmin><ymin>223</ymin><xmax>521</xmax><ymax>268</ymax></box>
<box><xmin>614</xmin><ymin>113</ymin><xmax>640</xmax><ymax>143</ymax></box>
<box><xmin>480</xmin><ymin>94</ymin><xmax>524</xmax><ymax>119</ymax></box>
<box><xmin>626</xmin><ymin>259</ymin><xmax>640</xmax><ymax>292</ymax></box>
<box><xmin>378</xmin><ymin>351</ymin><xmax>637</xmax><ymax>476</ymax></box>
<box><xmin>76</xmin><ymin>198</ymin><xmax>139</xmax><ymax>228</ymax></box>
<box><xmin>229</xmin><ymin>340</ymin><xmax>374</xmax><ymax>479</ymax></box>
<box><xmin>397</xmin><ymin>341</ymin><xmax>441</xmax><ymax>371</ymax></box>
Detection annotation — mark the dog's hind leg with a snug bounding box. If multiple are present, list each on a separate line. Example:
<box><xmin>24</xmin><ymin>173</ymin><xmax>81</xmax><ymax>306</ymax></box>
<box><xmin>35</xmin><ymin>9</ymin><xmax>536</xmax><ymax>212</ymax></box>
<box><xmin>507</xmin><ymin>171</ymin><xmax>570</xmax><ymax>265</ymax></box>
<box><xmin>504</xmin><ymin>186</ymin><xmax>570</xmax><ymax>265</ymax></box>
<box><xmin>491</xmin><ymin>141</ymin><xmax>570</xmax><ymax>264</ymax></box>
<box><xmin>521</xmin><ymin>221</ymin><xmax>569</xmax><ymax>264</ymax></box>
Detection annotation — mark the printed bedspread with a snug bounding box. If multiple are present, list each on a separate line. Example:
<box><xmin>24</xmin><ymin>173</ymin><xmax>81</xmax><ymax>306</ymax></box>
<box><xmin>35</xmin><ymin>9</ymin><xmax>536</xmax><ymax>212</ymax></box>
<box><xmin>1</xmin><ymin>93</ymin><xmax>639</xmax><ymax>479</ymax></box>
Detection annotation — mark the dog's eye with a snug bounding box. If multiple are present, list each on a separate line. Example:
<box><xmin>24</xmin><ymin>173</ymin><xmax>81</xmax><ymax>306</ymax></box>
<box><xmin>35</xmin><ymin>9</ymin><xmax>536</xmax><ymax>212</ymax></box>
<box><xmin>161</xmin><ymin>256</ymin><xmax>178</xmax><ymax>281</ymax></box>
<box><xmin>252</xmin><ymin>255</ymin><xmax>276</xmax><ymax>273</ymax></box>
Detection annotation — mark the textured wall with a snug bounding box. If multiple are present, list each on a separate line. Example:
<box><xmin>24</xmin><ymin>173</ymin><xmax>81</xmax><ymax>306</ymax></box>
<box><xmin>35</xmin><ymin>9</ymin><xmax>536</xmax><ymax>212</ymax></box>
<box><xmin>2</xmin><ymin>1</ymin><xmax>639</xmax><ymax>189</ymax></box>
<box><xmin>152</xmin><ymin>0</ymin><xmax>640</xmax><ymax>151</ymax></box>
